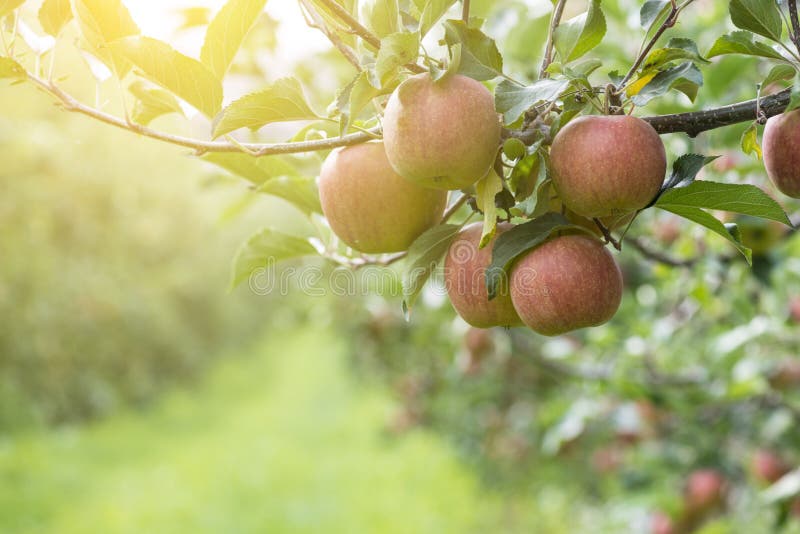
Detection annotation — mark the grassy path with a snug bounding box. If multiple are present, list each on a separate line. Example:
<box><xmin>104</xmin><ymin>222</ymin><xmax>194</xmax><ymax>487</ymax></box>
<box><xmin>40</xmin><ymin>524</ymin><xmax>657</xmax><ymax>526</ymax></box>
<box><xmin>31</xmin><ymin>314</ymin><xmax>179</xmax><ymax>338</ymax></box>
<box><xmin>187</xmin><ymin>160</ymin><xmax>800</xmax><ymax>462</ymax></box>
<box><xmin>0</xmin><ymin>327</ymin><xmax>547</xmax><ymax>534</ymax></box>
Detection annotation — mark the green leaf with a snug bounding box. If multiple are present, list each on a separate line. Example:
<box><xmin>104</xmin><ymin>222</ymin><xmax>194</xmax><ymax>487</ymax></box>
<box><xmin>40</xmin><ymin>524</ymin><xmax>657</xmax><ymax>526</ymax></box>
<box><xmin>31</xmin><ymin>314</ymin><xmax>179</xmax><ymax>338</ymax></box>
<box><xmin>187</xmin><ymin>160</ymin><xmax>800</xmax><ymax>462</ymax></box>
<box><xmin>112</xmin><ymin>36</ymin><xmax>222</xmax><ymax>118</ymax></box>
<box><xmin>200</xmin><ymin>0</ymin><xmax>268</xmax><ymax>80</ymax></box>
<box><xmin>374</xmin><ymin>31</ymin><xmax>420</xmax><ymax>83</ymax></box>
<box><xmin>230</xmin><ymin>228</ymin><xmax>317</xmax><ymax>290</ymax></box>
<box><xmin>740</xmin><ymin>122</ymin><xmax>762</xmax><ymax>160</ymax></box>
<box><xmin>73</xmin><ymin>0</ymin><xmax>140</xmax><ymax>77</ymax></box>
<box><xmin>763</xmin><ymin>64</ymin><xmax>796</xmax><ymax>87</ymax></box>
<box><xmin>212</xmin><ymin>78</ymin><xmax>318</xmax><ymax>138</ymax></box>
<box><xmin>631</xmin><ymin>61</ymin><xmax>703</xmax><ymax>106</ymax></box>
<box><xmin>640</xmin><ymin>0</ymin><xmax>669</xmax><ymax>30</ymax></box>
<box><xmin>656</xmin><ymin>181</ymin><xmax>792</xmax><ymax>226</ymax></box>
<box><xmin>494</xmin><ymin>78</ymin><xmax>569</xmax><ymax>125</ymax></box>
<box><xmin>786</xmin><ymin>71</ymin><xmax>800</xmax><ymax>113</ymax></box>
<box><xmin>203</xmin><ymin>152</ymin><xmax>300</xmax><ymax>185</ymax></box>
<box><xmin>707</xmin><ymin>31</ymin><xmax>785</xmax><ymax>60</ymax></box>
<box><xmin>553</xmin><ymin>0</ymin><xmax>606</xmax><ymax>63</ymax></box>
<box><xmin>729</xmin><ymin>0</ymin><xmax>783</xmax><ymax>43</ymax></box>
<box><xmin>360</xmin><ymin>0</ymin><xmax>400</xmax><ymax>38</ymax></box>
<box><xmin>257</xmin><ymin>175</ymin><xmax>323</xmax><ymax>216</ymax></box>
<box><xmin>0</xmin><ymin>0</ymin><xmax>25</xmax><ymax>19</ymax></box>
<box><xmin>401</xmin><ymin>223</ymin><xmax>461</xmax><ymax>315</ymax></box>
<box><xmin>656</xmin><ymin>204</ymin><xmax>752</xmax><ymax>264</ymax></box>
<box><xmin>486</xmin><ymin>212</ymin><xmax>588</xmax><ymax>299</ymax></box>
<box><xmin>656</xmin><ymin>153</ymin><xmax>717</xmax><ymax>196</ymax></box>
<box><xmin>128</xmin><ymin>81</ymin><xmax>184</xmax><ymax>126</ymax></box>
<box><xmin>0</xmin><ymin>56</ymin><xmax>26</xmax><ymax>79</ymax></box>
<box><xmin>38</xmin><ymin>0</ymin><xmax>72</xmax><ymax>36</ymax></box>
<box><xmin>419</xmin><ymin>0</ymin><xmax>457</xmax><ymax>37</ymax></box>
<box><xmin>442</xmin><ymin>19</ymin><xmax>503</xmax><ymax>81</ymax></box>
<box><xmin>643</xmin><ymin>38</ymin><xmax>709</xmax><ymax>70</ymax></box>
<box><xmin>334</xmin><ymin>71</ymin><xmax>389</xmax><ymax>134</ymax></box>
<box><xmin>475</xmin><ymin>169</ymin><xmax>504</xmax><ymax>248</ymax></box>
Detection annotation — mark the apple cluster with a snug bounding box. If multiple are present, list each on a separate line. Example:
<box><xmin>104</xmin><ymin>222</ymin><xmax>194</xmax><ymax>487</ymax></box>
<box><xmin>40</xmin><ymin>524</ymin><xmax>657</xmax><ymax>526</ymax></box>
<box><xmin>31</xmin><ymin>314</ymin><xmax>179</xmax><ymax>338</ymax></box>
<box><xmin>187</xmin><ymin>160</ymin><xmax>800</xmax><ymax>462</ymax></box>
<box><xmin>319</xmin><ymin>72</ymin><xmax>758</xmax><ymax>336</ymax></box>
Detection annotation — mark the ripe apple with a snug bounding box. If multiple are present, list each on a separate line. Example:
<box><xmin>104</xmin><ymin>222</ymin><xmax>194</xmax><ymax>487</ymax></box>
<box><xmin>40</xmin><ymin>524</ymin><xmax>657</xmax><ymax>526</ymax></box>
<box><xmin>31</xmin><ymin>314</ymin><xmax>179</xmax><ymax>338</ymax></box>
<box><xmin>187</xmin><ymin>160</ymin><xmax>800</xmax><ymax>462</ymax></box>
<box><xmin>684</xmin><ymin>469</ymin><xmax>726</xmax><ymax>513</ymax></box>
<box><xmin>383</xmin><ymin>73</ymin><xmax>501</xmax><ymax>190</ymax></box>
<box><xmin>319</xmin><ymin>141</ymin><xmax>447</xmax><ymax>253</ymax></box>
<box><xmin>752</xmin><ymin>449</ymin><xmax>790</xmax><ymax>484</ymax></box>
<box><xmin>444</xmin><ymin>222</ymin><xmax>523</xmax><ymax>328</ymax></box>
<box><xmin>509</xmin><ymin>234</ymin><xmax>623</xmax><ymax>336</ymax></box>
<box><xmin>549</xmin><ymin>115</ymin><xmax>666</xmax><ymax>218</ymax></box>
<box><xmin>763</xmin><ymin>109</ymin><xmax>800</xmax><ymax>198</ymax></box>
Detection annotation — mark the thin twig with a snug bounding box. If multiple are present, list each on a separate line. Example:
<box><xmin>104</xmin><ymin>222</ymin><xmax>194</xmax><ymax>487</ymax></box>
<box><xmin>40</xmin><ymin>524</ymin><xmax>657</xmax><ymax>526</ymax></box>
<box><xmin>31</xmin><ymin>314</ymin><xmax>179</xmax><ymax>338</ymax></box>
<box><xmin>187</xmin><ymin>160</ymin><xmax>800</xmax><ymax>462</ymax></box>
<box><xmin>461</xmin><ymin>0</ymin><xmax>470</xmax><ymax>23</ymax></box>
<box><xmin>789</xmin><ymin>0</ymin><xmax>800</xmax><ymax>56</ymax></box>
<box><xmin>539</xmin><ymin>0</ymin><xmax>567</xmax><ymax>79</ymax></box>
<box><xmin>628</xmin><ymin>237</ymin><xmax>697</xmax><ymax>268</ymax></box>
<box><xmin>26</xmin><ymin>73</ymin><xmax>377</xmax><ymax>156</ymax></box>
<box><xmin>442</xmin><ymin>193</ymin><xmax>469</xmax><ymax>223</ymax></box>
<box><xmin>299</xmin><ymin>0</ymin><xmax>361</xmax><ymax>70</ymax></box>
<box><xmin>616</xmin><ymin>0</ymin><xmax>696</xmax><ymax>91</ymax></box>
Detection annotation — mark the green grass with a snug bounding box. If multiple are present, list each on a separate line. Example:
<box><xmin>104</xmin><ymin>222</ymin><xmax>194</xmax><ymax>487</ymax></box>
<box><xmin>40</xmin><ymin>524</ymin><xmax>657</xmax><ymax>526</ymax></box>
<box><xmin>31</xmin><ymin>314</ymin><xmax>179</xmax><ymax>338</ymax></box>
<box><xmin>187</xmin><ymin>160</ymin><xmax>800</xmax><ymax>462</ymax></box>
<box><xmin>0</xmin><ymin>325</ymin><xmax>567</xmax><ymax>534</ymax></box>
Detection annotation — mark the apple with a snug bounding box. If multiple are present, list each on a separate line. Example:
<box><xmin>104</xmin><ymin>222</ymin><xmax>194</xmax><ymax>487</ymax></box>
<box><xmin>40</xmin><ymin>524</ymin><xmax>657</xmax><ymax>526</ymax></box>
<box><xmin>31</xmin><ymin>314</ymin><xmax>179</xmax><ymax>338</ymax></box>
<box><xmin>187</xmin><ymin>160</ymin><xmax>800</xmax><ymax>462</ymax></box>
<box><xmin>319</xmin><ymin>141</ymin><xmax>447</xmax><ymax>253</ymax></box>
<box><xmin>769</xmin><ymin>359</ymin><xmax>800</xmax><ymax>390</ymax></box>
<box><xmin>684</xmin><ymin>469</ymin><xmax>726</xmax><ymax>513</ymax></box>
<box><xmin>650</xmin><ymin>511</ymin><xmax>676</xmax><ymax>534</ymax></box>
<box><xmin>444</xmin><ymin>222</ymin><xmax>523</xmax><ymax>328</ymax></box>
<box><xmin>509</xmin><ymin>234</ymin><xmax>623</xmax><ymax>336</ymax></box>
<box><xmin>763</xmin><ymin>109</ymin><xmax>800</xmax><ymax>198</ymax></box>
<box><xmin>383</xmin><ymin>73</ymin><xmax>501</xmax><ymax>190</ymax></box>
<box><xmin>752</xmin><ymin>449</ymin><xmax>790</xmax><ymax>484</ymax></box>
<box><xmin>549</xmin><ymin>115</ymin><xmax>666</xmax><ymax>218</ymax></box>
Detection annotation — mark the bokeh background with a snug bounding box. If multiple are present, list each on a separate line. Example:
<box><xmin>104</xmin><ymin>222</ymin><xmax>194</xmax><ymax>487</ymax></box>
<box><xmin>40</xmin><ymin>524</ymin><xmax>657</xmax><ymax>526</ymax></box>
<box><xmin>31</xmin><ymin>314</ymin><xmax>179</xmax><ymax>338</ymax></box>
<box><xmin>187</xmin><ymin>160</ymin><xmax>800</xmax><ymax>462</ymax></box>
<box><xmin>3</xmin><ymin>0</ymin><xmax>800</xmax><ymax>533</ymax></box>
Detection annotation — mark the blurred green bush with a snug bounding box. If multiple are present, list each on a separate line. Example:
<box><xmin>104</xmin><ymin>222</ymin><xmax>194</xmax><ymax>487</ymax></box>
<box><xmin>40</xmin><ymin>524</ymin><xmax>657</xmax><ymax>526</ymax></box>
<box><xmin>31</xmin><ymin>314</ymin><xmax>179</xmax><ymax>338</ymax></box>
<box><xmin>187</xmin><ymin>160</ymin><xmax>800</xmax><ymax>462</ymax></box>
<box><xmin>0</xmin><ymin>88</ymin><xmax>285</xmax><ymax>430</ymax></box>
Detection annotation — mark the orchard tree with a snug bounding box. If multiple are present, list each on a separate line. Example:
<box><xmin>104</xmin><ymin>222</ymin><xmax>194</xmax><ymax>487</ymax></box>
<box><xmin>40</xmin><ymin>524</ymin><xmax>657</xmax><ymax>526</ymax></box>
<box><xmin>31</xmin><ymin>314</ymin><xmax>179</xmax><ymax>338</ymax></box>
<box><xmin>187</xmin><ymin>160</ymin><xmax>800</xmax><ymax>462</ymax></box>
<box><xmin>4</xmin><ymin>0</ymin><xmax>800</xmax><ymax>530</ymax></box>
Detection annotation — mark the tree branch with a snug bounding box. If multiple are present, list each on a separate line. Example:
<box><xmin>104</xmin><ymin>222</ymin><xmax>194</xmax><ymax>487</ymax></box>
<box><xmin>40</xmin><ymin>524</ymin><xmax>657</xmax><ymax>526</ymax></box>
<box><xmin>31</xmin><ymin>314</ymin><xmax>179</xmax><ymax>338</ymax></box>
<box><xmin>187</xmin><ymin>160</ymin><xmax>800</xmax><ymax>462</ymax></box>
<box><xmin>627</xmin><ymin>237</ymin><xmax>698</xmax><ymax>268</ymax></box>
<box><xmin>27</xmin><ymin>73</ymin><xmax>377</xmax><ymax>156</ymax></box>
<box><xmin>642</xmin><ymin>87</ymin><xmax>791</xmax><ymax>136</ymax></box>
<box><xmin>539</xmin><ymin>0</ymin><xmax>567</xmax><ymax>79</ymax></box>
<box><xmin>461</xmin><ymin>0</ymin><xmax>470</xmax><ymax>23</ymax></box>
<box><xmin>299</xmin><ymin>0</ymin><xmax>361</xmax><ymax>70</ymax></box>
<box><xmin>789</xmin><ymin>0</ymin><xmax>800</xmax><ymax>56</ymax></box>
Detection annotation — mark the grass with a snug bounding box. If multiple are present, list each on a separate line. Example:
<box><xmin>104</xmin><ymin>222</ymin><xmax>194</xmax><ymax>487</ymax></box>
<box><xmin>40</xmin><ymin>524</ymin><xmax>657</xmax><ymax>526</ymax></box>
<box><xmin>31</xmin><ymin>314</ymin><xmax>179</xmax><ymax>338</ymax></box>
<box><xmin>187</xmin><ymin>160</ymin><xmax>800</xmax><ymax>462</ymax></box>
<box><xmin>0</xmin><ymin>324</ymin><xmax>569</xmax><ymax>534</ymax></box>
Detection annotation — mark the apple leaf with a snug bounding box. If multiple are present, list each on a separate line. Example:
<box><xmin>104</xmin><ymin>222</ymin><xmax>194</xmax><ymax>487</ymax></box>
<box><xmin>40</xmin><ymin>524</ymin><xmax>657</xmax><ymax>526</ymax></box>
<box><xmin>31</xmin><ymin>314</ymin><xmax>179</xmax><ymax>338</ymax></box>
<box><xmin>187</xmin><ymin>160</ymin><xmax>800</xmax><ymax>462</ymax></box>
<box><xmin>257</xmin><ymin>176</ymin><xmax>322</xmax><ymax>216</ymax></box>
<box><xmin>442</xmin><ymin>19</ymin><xmax>503</xmax><ymax>81</ymax></box>
<box><xmin>707</xmin><ymin>31</ymin><xmax>785</xmax><ymax>60</ymax></box>
<box><xmin>729</xmin><ymin>0</ymin><xmax>783</xmax><ymax>43</ymax></box>
<box><xmin>401</xmin><ymin>223</ymin><xmax>462</xmax><ymax>316</ymax></box>
<box><xmin>230</xmin><ymin>228</ymin><xmax>317</xmax><ymax>290</ymax></box>
<box><xmin>485</xmin><ymin>212</ymin><xmax>589</xmax><ymax>300</ymax></box>
<box><xmin>39</xmin><ymin>0</ymin><xmax>73</xmax><ymax>36</ymax></box>
<box><xmin>361</xmin><ymin>0</ymin><xmax>400</xmax><ymax>38</ymax></box>
<box><xmin>740</xmin><ymin>122</ymin><xmax>762</xmax><ymax>160</ymax></box>
<box><xmin>0</xmin><ymin>0</ymin><xmax>25</xmax><ymax>19</ymax></box>
<box><xmin>374</xmin><ymin>31</ymin><xmax>420</xmax><ymax>83</ymax></box>
<box><xmin>656</xmin><ymin>204</ymin><xmax>752</xmax><ymax>264</ymax></box>
<box><xmin>655</xmin><ymin>181</ymin><xmax>792</xmax><ymax>226</ymax></box>
<box><xmin>631</xmin><ymin>61</ymin><xmax>703</xmax><ymax>106</ymax></box>
<box><xmin>200</xmin><ymin>0</ymin><xmax>268</xmax><ymax>80</ymax></box>
<box><xmin>762</xmin><ymin>64</ymin><xmax>796</xmax><ymax>87</ymax></box>
<box><xmin>0</xmin><ymin>56</ymin><xmax>26</xmax><ymax>80</ymax></box>
<box><xmin>656</xmin><ymin>153</ymin><xmax>718</xmax><ymax>197</ymax></box>
<box><xmin>643</xmin><ymin>38</ymin><xmax>709</xmax><ymax>70</ymax></box>
<box><xmin>553</xmin><ymin>0</ymin><xmax>606</xmax><ymax>63</ymax></box>
<box><xmin>419</xmin><ymin>0</ymin><xmax>457</xmax><ymax>37</ymax></box>
<box><xmin>786</xmin><ymin>71</ymin><xmax>800</xmax><ymax>113</ymax></box>
<box><xmin>475</xmin><ymin>169</ymin><xmax>504</xmax><ymax>248</ymax></box>
<box><xmin>112</xmin><ymin>36</ymin><xmax>222</xmax><ymax>118</ymax></box>
<box><xmin>640</xmin><ymin>0</ymin><xmax>669</xmax><ymax>30</ymax></box>
<box><xmin>203</xmin><ymin>152</ymin><xmax>300</xmax><ymax>185</ymax></box>
<box><xmin>73</xmin><ymin>0</ymin><xmax>140</xmax><ymax>77</ymax></box>
<box><xmin>213</xmin><ymin>78</ymin><xmax>319</xmax><ymax>138</ymax></box>
<box><xmin>128</xmin><ymin>81</ymin><xmax>185</xmax><ymax>126</ymax></box>
<box><xmin>494</xmin><ymin>78</ymin><xmax>570</xmax><ymax>125</ymax></box>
